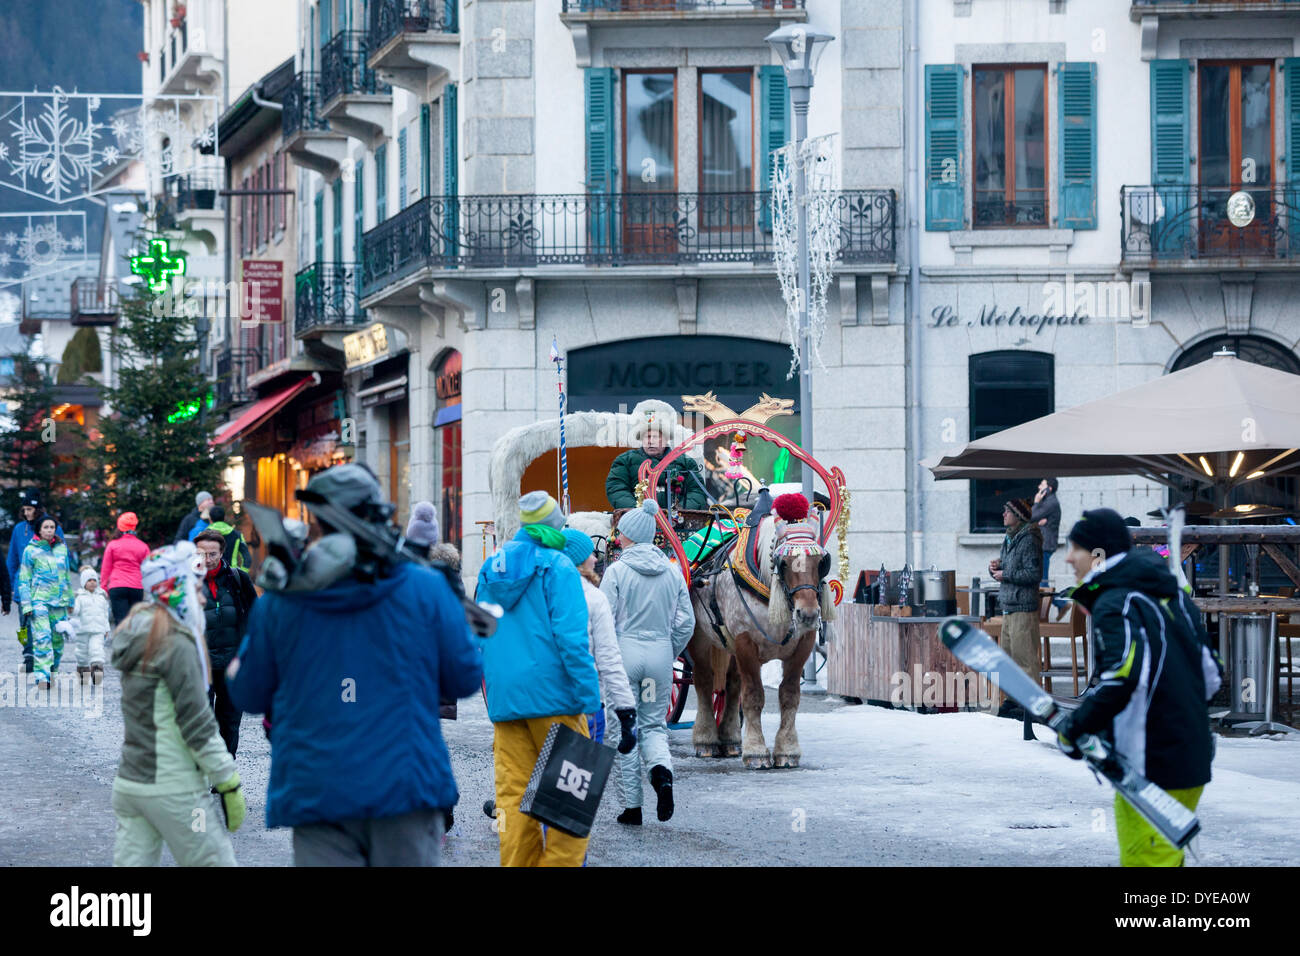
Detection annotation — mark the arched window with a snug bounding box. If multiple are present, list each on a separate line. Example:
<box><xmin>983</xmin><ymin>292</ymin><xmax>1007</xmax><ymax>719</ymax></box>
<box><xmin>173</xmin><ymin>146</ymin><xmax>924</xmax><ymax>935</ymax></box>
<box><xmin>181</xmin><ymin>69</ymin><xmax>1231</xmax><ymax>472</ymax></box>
<box><xmin>969</xmin><ymin>350</ymin><xmax>1054</xmax><ymax>533</ymax></box>
<box><xmin>1170</xmin><ymin>334</ymin><xmax>1300</xmax><ymax>375</ymax></box>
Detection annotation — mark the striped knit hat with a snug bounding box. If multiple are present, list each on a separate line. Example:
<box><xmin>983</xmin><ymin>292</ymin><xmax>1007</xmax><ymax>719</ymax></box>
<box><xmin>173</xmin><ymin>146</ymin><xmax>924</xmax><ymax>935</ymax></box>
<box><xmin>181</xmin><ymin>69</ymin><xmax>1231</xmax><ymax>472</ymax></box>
<box><xmin>519</xmin><ymin>491</ymin><xmax>565</xmax><ymax>530</ymax></box>
<box><xmin>1005</xmin><ymin>498</ymin><xmax>1033</xmax><ymax>523</ymax></box>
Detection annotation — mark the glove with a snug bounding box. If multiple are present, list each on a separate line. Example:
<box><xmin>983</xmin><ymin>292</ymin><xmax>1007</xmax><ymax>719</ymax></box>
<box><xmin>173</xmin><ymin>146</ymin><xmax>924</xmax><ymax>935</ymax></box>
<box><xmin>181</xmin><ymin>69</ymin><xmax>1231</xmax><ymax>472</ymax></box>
<box><xmin>213</xmin><ymin>772</ymin><xmax>247</xmax><ymax>832</ymax></box>
<box><xmin>615</xmin><ymin>707</ymin><xmax>638</xmax><ymax>755</ymax></box>
<box><xmin>1053</xmin><ymin>715</ymin><xmax>1084</xmax><ymax>760</ymax></box>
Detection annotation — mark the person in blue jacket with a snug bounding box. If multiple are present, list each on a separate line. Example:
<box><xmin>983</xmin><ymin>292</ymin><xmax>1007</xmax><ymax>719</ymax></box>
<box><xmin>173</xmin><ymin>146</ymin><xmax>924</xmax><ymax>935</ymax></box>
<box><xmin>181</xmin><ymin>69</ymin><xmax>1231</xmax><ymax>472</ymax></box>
<box><xmin>8</xmin><ymin>493</ymin><xmax>73</xmax><ymax>673</ymax></box>
<box><xmin>224</xmin><ymin>463</ymin><xmax>482</xmax><ymax>867</ymax></box>
<box><xmin>477</xmin><ymin>491</ymin><xmax>601</xmax><ymax>868</ymax></box>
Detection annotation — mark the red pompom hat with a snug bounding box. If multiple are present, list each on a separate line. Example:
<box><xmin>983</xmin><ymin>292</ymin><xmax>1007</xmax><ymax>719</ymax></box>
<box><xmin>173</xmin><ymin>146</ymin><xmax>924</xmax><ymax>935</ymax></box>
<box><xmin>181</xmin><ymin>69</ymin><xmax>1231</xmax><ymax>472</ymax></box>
<box><xmin>773</xmin><ymin>493</ymin><xmax>810</xmax><ymax>522</ymax></box>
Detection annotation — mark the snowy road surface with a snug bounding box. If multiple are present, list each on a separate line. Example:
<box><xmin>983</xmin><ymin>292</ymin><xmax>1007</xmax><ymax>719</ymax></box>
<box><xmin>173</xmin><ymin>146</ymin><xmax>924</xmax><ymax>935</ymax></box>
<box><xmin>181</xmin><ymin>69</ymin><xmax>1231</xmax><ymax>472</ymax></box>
<box><xmin>2</xmin><ymin>609</ymin><xmax>1297</xmax><ymax>867</ymax></box>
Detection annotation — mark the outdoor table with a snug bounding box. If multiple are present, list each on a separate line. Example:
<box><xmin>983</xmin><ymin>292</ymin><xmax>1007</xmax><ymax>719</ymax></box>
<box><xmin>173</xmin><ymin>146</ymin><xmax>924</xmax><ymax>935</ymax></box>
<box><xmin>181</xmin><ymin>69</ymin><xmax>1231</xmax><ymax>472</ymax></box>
<box><xmin>1193</xmin><ymin>598</ymin><xmax>1298</xmax><ymax>735</ymax></box>
<box><xmin>827</xmin><ymin>604</ymin><xmax>990</xmax><ymax>711</ymax></box>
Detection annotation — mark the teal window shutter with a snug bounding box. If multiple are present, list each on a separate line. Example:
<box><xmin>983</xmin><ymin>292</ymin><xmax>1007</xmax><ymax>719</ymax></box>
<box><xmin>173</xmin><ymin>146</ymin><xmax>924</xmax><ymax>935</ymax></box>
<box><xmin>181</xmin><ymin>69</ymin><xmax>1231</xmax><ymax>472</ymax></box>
<box><xmin>314</xmin><ymin>190</ymin><xmax>324</xmax><ymax>265</ymax></box>
<box><xmin>442</xmin><ymin>84</ymin><xmax>458</xmax><ymax>257</ymax></box>
<box><xmin>925</xmin><ymin>64</ymin><xmax>965</xmax><ymax>231</ymax></box>
<box><xmin>1150</xmin><ymin>59</ymin><xmax>1190</xmax><ymax>255</ymax></box>
<box><xmin>398</xmin><ymin>127</ymin><xmax>408</xmax><ymax>210</ymax></box>
<box><xmin>320</xmin><ymin>0</ymin><xmax>332</xmax><ymax>42</ymax></box>
<box><xmin>332</xmin><ymin>179</ymin><xmax>343</xmax><ymax>264</ymax></box>
<box><xmin>375</xmin><ymin>143</ymin><xmax>387</xmax><ymax>222</ymax></box>
<box><xmin>353</xmin><ymin>158</ymin><xmax>364</xmax><ymax>317</ymax></box>
<box><xmin>420</xmin><ymin>103</ymin><xmax>431</xmax><ymax>197</ymax></box>
<box><xmin>1057</xmin><ymin>62</ymin><xmax>1097</xmax><ymax>229</ymax></box>
<box><xmin>1287</xmin><ymin>59</ymin><xmax>1300</xmax><ymax>189</ymax></box>
<box><xmin>759</xmin><ymin>64</ymin><xmax>789</xmax><ymax>231</ymax></box>
<box><xmin>584</xmin><ymin>67</ymin><xmax>616</xmax><ymax>254</ymax></box>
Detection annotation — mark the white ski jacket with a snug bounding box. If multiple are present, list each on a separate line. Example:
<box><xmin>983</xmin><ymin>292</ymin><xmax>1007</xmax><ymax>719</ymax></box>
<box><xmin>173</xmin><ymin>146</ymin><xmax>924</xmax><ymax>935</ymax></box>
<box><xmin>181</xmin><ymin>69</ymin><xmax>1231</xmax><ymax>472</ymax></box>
<box><xmin>582</xmin><ymin>577</ymin><xmax>635</xmax><ymax>710</ymax></box>
<box><xmin>73</xmin><ymin>587</ymin><xmax>112</xmax><ymax>636</ymax></box>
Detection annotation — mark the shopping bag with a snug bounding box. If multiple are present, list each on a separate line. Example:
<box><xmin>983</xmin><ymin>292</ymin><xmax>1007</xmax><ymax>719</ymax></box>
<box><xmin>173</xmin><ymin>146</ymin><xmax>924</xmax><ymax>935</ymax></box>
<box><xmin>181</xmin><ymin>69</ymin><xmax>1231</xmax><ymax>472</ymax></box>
<box><xmin>519</xmin><ymin>721</ymin><xmax>615</xmax><ymax>838</ymax></box>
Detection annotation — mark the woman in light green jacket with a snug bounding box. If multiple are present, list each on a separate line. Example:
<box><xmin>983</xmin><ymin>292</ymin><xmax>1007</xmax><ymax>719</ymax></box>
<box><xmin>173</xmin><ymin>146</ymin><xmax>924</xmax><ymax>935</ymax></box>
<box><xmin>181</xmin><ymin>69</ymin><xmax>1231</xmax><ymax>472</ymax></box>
<box><xmin>111</xmin><ymin>542</ymin><xmax>246</xmax><ymax>867</ymax></box>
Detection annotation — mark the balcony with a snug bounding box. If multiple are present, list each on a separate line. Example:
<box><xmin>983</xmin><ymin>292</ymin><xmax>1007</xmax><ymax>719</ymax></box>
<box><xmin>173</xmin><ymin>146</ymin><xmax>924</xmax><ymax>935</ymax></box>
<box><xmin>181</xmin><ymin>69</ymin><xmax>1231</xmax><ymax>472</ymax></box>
<box><xmin>282</xmin><ymin>72</ymin><xmax>349</xmax><ymax>176</ymax></box>
<box><xmin>158</xmin><ymin>167</ymin><xmax>223</xmax><ymax>250</ymax></box>
<box><xmin>294</xmin><ymin>263</ymin><xmax>368</xmax><ymax>339</ymax></box>
<box><xmin>360</xmin><ymin>189</ymin><xmax>896</xmax><ymax>299</ymax></box>
<box><xmin>215</xmin><ymin>347</ymin><xmax>263</xmax><ymax>408</ymax></box>
<box><xmin>366</xmin><ymin>0</ymin><xmax>458</xmax><ymax>95</ymax></box>
<box><xmin>320</xmin><ymin>31</ymin><xmax>392</xmax><ymax>147</ymax></box>
<box><xmin>1120</xmin><ymin>184</ymin><xmax>1300</xmax><ymax>269</ymax></box>
<box><xmin>155</xmin><ymin>20</ymin><xmax>220</xmax><ymax>96</ymax></box>
<box><xmin>70</xmin><ymin>279</ymin><xmax>121</xmax><ymax>327</ymax></box>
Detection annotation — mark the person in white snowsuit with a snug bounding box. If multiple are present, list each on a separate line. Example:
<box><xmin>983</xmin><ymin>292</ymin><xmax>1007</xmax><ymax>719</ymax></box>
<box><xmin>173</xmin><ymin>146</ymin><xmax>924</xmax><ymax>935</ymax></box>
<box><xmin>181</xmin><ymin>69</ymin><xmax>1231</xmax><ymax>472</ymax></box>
<box><xmin>72</xmin><ymin>567</ymin><xmax>112</xmax><ymax>684</ymax></box>
<box><xmin>600</xmin><ymin>500</ymin><xmax>695</xmax><ymax>825</ymax></box>
<box><xmin>561</xmin><ymin>528</ymin><xmax>638</xmax><ymax>753</ymax></box>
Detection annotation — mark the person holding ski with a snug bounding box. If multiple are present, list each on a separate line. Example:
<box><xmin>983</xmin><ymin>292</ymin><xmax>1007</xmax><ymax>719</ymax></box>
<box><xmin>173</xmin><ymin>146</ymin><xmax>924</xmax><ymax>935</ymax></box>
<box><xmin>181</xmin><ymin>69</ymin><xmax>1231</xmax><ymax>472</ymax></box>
<box><xmin>226</xmin><ymin>464</ymin><xmax>482</xmax><ymax>866</ymax></box>
<box><xmin>1054</xmin><ymin>508</ymin><xmax>1223</xmax><ymax>867</ymax></box>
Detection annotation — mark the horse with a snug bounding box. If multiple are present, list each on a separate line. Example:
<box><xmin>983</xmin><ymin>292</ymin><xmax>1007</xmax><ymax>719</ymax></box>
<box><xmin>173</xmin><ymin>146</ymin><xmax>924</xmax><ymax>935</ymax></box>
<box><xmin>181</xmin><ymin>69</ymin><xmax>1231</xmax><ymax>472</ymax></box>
<box><xmin>687</xmin><ymin>513</ymin><xmax>834</xmax><ymax>769</ymax></box>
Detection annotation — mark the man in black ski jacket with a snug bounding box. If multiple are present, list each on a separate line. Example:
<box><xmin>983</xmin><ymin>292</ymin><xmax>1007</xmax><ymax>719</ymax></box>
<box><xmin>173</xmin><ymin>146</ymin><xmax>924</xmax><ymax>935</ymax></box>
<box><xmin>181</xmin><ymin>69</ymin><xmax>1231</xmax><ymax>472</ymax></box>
<box><xmin>195</xmin><ymin>529</ymin><xmax>258</xmax><ymax>756</ymax></box>
<box><xmin>1056</xmin><ymin>509</ymin><xmax>1223</xmax><ymax>867</ymax></box>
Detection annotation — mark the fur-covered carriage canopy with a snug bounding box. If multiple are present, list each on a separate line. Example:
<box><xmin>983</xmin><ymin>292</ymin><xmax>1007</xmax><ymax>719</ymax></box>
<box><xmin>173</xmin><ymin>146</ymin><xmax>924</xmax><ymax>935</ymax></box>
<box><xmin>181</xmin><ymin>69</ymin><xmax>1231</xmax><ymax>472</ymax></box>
<box><xmin>488</xmin><ymin>399</ymin><xmax>702</xmax><ymax>542</ymax></box>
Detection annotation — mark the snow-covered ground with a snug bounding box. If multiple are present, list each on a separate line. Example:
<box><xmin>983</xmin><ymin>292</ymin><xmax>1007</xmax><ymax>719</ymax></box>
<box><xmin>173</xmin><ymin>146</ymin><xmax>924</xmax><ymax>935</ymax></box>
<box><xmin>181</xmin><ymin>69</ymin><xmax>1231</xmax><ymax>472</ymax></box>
<box><xmin>2</xmin><ymin>603</ymin><xmax>1296</xmax><ymax>866</ymax></box>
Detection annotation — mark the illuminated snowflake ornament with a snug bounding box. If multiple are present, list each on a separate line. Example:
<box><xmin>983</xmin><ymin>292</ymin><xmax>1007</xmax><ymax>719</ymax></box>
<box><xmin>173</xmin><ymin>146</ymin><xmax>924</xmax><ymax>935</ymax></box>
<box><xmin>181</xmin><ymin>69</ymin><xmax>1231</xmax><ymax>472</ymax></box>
<box><xmin>16</xmin><ymin>222</ymin><xmax>68</xmax><ymax>266</ymax></box>
<box><xmin>7</xmin><ymin>95</ymin><xmax>102</xmax><ymax>201</ymax></box>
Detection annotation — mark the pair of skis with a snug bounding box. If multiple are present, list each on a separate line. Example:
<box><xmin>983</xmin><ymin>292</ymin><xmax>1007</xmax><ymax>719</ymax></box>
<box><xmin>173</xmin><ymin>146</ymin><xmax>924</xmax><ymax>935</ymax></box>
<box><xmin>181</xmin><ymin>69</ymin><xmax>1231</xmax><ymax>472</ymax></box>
<box><xmin>939</xmin><ymin>617</ymin><xmax>1200</xmax><ymax>851</ymax></box>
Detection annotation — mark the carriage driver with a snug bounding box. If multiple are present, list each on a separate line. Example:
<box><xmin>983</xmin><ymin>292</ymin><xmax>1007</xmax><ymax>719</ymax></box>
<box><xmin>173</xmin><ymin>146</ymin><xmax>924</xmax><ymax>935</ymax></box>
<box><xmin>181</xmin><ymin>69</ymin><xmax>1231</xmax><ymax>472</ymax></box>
<box><xmin>605</xmin><ymin>405</ymin><xmax>708</xmax><ymax>512</ymax></box>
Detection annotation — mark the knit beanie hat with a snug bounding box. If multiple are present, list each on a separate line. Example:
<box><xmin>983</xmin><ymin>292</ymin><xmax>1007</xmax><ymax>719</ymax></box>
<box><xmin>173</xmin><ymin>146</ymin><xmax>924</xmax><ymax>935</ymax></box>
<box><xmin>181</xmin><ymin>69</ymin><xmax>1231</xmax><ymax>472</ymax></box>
<box><xmin>1004</xmin><ymin>497</ymin><xmax>1033</xmax><ymax>523</ymax></box>
<box><xmin>80</xmin><ymin>567</ymin><xmax>99</xmax><ymax>588</ymax></box>
<box><xmin>405</xmin><ymin>500</ymin><xmax>439</xmax><ymax>546</ymax></box>
<box><xmin>618</xmin><ymin>499</ymin><xmax>660</xmax><ymax>544</ymax></box>
<box><xmin>561</xmin><ymin>528</ymin><xmax>595</xmax><ymax>568</ymax></box>
<box><xmin>117</xmin><ymin>511</ymin><xmax>138</xmax><ymax>533</ymax></box>
<box><xmin>1067</xmin><ymin>508</ymin><xmax>1133</xmax><ymax>559</ymax></box>
<box><xmin>196</xmin><ymin>491</ymin><xmax>213</xmax><ymax>508</ymax></box>
<box><xmin>519</xmin><ymin>490</ymin><xmax>564</xmax><ymax>530</ymax></box>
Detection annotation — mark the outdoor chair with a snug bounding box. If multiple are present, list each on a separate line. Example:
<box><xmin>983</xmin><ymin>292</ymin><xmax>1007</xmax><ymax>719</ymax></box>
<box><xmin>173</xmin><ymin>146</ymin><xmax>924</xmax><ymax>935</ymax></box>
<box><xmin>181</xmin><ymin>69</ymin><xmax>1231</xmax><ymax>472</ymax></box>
<box><xmin>1039</xmin><ymin>591</ymin><xmax>1089</xmax><ymax>696</ymax></box>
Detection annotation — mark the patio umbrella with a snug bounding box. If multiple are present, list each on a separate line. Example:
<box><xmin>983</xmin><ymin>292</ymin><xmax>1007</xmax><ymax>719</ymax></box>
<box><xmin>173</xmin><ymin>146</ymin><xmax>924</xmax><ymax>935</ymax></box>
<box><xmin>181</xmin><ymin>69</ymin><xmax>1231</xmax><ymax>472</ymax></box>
<box><xmin>929</xmin><ymin>351</ymin><xmax>1300</xmax><ymax>494</ymax></box>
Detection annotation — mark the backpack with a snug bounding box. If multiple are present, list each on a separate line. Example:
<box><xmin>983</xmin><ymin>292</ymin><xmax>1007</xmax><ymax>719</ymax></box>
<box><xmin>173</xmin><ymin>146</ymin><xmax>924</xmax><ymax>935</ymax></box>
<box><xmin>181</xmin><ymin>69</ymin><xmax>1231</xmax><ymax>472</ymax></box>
<box><xmin>222</xmin><ymin>529</ymin><xmax>251</xmax><ymax>573</ymax></box>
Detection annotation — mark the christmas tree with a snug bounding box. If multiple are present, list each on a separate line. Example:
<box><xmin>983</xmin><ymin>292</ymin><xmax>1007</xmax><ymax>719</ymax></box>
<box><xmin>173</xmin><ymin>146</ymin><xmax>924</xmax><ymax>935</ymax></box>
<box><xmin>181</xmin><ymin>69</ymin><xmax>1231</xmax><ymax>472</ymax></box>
<box><xmin>0</xmin><ymin>351</ymin><xmax>75</xmax><ymax>527</ymax></box>
<box><xmin>85</xmin><ymin>280</ymin><xmax>223</xmax><ymax>545</ymax></box>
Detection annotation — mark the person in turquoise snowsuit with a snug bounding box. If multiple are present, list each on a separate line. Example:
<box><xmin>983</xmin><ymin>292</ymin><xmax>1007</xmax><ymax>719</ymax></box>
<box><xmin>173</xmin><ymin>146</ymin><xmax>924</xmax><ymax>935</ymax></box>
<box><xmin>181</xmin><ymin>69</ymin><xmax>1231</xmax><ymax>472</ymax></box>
<box><xmin>19</xmin><ymin>516</ymin><xmax>74</xmax><ymax>686</ymax></box>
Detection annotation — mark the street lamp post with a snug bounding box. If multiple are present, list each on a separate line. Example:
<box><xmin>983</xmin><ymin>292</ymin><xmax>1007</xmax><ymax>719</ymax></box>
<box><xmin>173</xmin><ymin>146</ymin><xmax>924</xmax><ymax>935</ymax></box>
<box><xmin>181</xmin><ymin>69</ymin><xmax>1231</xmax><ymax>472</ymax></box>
<box><xmin>766</xmin><ymin>23</ymin><xmax>834</xmax><ymax>505</ymax></box>
<box><xmin>767</xmin><ymin>24</ymin><xmax>833</xmax><ymax>685</ymax></box>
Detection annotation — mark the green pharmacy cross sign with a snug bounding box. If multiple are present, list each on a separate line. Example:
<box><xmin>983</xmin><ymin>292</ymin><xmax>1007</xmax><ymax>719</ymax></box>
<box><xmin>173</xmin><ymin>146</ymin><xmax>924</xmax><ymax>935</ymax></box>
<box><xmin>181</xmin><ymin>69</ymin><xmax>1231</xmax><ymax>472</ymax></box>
<box><xmin>130</xmin><ymin>238</ymin><xmax>187</xmax><ymax>292</ymax></box>
<box><xmin>167</xmin><ymin>391</ymin><xmax>215</xmax><ymax>424</ymax></box>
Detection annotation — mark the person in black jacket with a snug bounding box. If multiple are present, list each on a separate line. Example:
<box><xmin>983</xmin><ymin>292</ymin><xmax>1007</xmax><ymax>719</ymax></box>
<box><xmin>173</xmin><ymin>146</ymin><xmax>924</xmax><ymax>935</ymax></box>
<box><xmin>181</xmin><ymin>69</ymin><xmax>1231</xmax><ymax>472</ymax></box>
<box><xmin>175</xmin><ymin>491</ymin><xmax>214</xmax><ymax>544</ymax></box>
<box><xmin>1055</xmin><ymin>509</ymin><xmax>1224</xmax><ymax>867</ymax></box>
<box><xmin>194</xmin><ymin>529</ymin><xmax>258</xmax><ymax>756</ymax></box>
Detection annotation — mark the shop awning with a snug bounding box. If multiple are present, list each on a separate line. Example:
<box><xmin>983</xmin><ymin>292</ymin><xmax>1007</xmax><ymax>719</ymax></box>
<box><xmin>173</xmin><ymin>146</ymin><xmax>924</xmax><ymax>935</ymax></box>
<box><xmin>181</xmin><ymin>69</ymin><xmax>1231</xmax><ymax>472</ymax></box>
<box><xmin>211</xmin><ymin>375</ymin><xmax>317</xmax><ymax>447</ymax></box>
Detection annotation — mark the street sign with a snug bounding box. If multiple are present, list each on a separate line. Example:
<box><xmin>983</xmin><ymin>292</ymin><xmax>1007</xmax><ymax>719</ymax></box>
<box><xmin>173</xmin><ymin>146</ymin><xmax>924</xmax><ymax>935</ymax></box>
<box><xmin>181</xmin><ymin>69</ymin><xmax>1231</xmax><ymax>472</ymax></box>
<box><xmin>242</xmin><ymin>260</ymin><xmax>284</xmax><ymax>324</ymax></box>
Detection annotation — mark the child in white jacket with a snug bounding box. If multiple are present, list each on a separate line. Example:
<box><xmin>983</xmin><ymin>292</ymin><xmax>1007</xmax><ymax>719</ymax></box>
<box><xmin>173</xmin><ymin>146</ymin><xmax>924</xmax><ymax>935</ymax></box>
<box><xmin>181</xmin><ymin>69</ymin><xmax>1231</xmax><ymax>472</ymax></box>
<box><xmin>72</xmin><ymin>566</ymin><xmax>112</xmax><ymax>684</ymax></box>
<box><xmin>561</xmin><ymin>530</ymin><xmax>638</xmax><ymax>754</ymax></box>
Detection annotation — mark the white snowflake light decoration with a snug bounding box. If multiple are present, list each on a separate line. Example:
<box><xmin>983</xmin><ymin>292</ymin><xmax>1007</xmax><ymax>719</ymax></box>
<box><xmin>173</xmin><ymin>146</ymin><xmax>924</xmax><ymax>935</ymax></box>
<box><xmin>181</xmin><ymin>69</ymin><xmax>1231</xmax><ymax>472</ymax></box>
<box><xmin>16</xmin><ymin>222</ymin><xmax>68</xmax><ymax>266</ymax></box>
<box><xmin>7</xmin><ymin>96</ymin><xmax>102</xmax><ymax>202</ymax></box>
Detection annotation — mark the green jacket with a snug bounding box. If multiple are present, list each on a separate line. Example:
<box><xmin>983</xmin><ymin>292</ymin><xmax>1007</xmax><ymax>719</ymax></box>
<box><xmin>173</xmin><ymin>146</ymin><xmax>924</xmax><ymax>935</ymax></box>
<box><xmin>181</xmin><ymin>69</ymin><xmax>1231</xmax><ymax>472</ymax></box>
<box><xmin>606</xmin><ymin>448</ymin><xmax>707</xmax><ymax>511</ymax></box>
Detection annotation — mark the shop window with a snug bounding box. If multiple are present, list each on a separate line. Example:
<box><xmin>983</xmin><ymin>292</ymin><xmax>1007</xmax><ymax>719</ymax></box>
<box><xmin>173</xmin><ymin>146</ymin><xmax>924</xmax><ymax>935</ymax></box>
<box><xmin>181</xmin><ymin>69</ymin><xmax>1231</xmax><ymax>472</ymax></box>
<box><xmin>433</xmin><ymin>349</ymin><xmax>462</xmax><ymax>545</ymax></box>
<box><xmin>968</xmin><ymin>350</ymin><xmax>1053</xmax><ymax>533</ymax></box>
<box><xmin>973</xmin><ymin>65</ymin><xmax>1047</xmax><ymax>227</ymax></box>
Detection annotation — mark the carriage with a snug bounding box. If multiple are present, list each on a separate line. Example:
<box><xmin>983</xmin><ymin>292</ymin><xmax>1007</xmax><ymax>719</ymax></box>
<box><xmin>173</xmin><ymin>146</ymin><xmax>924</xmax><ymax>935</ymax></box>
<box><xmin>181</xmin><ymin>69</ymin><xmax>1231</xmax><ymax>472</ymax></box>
<box><xmin>487</xmin><ymin>396</ymin><xmax>848</xmax><ymax>748</ymax></box>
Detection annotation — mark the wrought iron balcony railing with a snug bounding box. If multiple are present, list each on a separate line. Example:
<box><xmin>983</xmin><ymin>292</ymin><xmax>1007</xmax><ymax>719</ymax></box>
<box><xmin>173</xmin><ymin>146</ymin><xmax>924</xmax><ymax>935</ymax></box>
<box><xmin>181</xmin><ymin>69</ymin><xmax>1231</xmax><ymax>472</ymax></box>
<box><xmin>215</xmin><ymin>347</ymin><xmax>263</xmax><ymax>408</ymax></box>
<box><xmin>369</xmin><ymin>0</ymin><xmax>457</xmax><ymax>52</ymax></box>
<box><xmin>361</xmin><ymin>190</ymin><xmax>896</xmax><ymax>298</ymax></box>
<box><xmin>295</xmin><ymin>263</ymin><xmax>367</xmax><ymax>337</ymax></box>
<box><xmin>562</xmin><ymin>0</ymin><xmax>805</xmax><ymax>10</ymax></box>
<box><xmin>70</xmin><ymin>278</ymin><xmax>120</xmax><ymax>326</ymax></box>
<box><xmin>283</xmin><ymin>72</ymin><xmax>331</xmax><ymax>140</ymax></box>
<box><xmin>321</xmin><ymin>30</ymin><xmax>391</xmax><ymax>103</ymax></box>
<box><xmin>1120</xmin><ymin>184</ymin><xmax>1300</xmax><ymax>263</ymax></box>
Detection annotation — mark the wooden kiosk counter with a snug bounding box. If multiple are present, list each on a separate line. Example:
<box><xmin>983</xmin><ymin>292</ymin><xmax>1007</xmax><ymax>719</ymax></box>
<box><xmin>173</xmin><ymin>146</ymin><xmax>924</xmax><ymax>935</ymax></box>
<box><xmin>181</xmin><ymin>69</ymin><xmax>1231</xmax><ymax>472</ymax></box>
<box><xmin>826</xmin><ymin>603</ymin><xmax>990</xmax><ymax>710</ymax></box>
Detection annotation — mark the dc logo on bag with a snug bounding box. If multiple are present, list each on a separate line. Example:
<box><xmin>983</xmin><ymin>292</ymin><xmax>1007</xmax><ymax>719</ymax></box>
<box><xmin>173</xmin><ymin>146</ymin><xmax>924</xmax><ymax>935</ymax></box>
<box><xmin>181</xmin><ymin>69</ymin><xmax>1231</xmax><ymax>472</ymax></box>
<box><xmin>555</xmin><ymin>760</ymin><xmax>593</xmax><ymax>800</ymax></box>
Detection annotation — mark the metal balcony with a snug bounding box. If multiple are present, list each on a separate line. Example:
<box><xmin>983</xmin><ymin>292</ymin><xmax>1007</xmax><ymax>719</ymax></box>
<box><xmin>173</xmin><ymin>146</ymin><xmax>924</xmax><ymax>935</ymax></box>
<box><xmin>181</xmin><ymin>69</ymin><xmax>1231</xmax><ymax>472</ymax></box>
<box><xmin>367</xmin><ymin>0</ymin><xmax>458</xmax><ymax>95</ymax></box>
<box><xmin>294</xmin><ymin>263</ymin><xmax>367</xmax><ymax>338</ymax></box>
<box><xmin>282</xmin><ymin>73</ymin><xmax>349</xmax><ymax>175</ymax></box>
<box><xmin>1120</xmin><ymin>184</ymin><xmax>1300</xmax><ymax>269</ymax></box>
<box><xmin>321</xmin><ymin>31</ymin><xmax>392</xmax><ymax>146</ymax></box>
<box><xmin>215</xmin><ymin>347</ymin><xmax>263</xmax><ymax>408</ymax></box>
<box><xmin>70</xmin><ymin>279</ymin><xmax>121</xmax><ymax>327</ymax></box>
<box><xmin>360</xmin><ymin>189</ymin><xmax>897</xmax><ymax>299</ymax></box>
